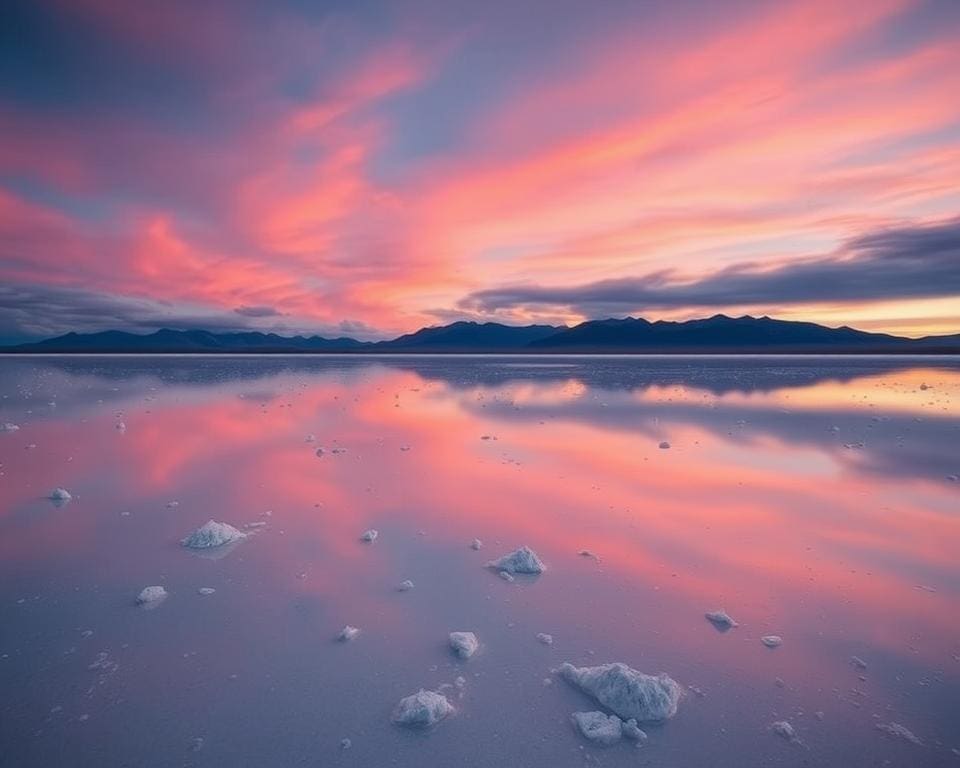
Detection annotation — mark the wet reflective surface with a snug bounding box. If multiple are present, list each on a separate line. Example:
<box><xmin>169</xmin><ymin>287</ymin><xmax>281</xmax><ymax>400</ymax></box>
<box><xmin>1</xmin><ymin>355</ymin><xmax>958</xmax><ymax>767</ymax></box>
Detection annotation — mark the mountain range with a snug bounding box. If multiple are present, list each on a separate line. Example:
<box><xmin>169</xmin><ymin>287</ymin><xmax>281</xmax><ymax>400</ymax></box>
<box><xmin>3</xmin><ymin>315</ymin><xmax>959</xmax><ymax>354</ymax></box>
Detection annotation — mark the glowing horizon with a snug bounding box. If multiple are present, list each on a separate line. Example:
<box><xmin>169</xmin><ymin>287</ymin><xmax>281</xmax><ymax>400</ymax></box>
<box><xmin>1</xmin><ymin>0</ymin><xmax>959</xmax><ymax>342</ymax></box>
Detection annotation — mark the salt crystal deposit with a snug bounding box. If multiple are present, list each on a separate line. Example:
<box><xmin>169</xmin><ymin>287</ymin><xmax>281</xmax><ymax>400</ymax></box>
<box><xmin>1</xmin><ymin>423</ymin><xmax>20</xmax><ymax>432</ymax></box>
<box><xmin>198</xmin><ymin>587</ymin><xmax>216</xmax><ymax>596</ymax></box>
<box><xmin>876</xmin><ymin>722</ymin><xmax>922</xmax><ymax>745</ymax></box>
<box><xmin>488</xmin><ymin>545</ymin><xmax>545</xmax><ymax>574</ymax></box>
<box><xmin>392</xmin><ymin>689</ymin><xmax>454</xmax><ymax>728</ymax></box>
<box><xmin>338</xmin><ymin>625</ymin><xmax>360</xmax><ymax>642</ymax></box>
<box><xmin>537</xmin><ymin>632</ymin><xmax>554</xmax><ymax>645</ymax></box>
<box><xmin>49</xmin><ymin>488</ymin><xmax>72</xmax><ymax>502</ymax></box>
<box><xmin>572</xmin><ymin>711</ymin><xmax>624</xmax><ymax>745</ymax></box>
<box><xmin>360</xmin><ymin>529</ymin><xmax>378</xmax><ymax>543</ymax></box>
<box><xmin>136</xmin><ymin>586</ymin><xmax>168</xmax><ymax>605</ymax></box>
<box><xmin>470</xmin><ymin>538</ymin><xmax>482</xmax><ymax>550</ymax></box>
<box><xmin>705</xmin><ymin>610</ymin><xmax>738</xmax><ymax>630</ymax></box>
<box><xmin>397</xmin><ymin>580</ymin><xmax>415</xmax><ymax>591</ymax></box>
<box><xmin>772</xmin><ymin>720</ymin><xmax>798</xmax><ymax>742</ymax></box>
<box><xmin>449</xmin><ymin>631</ymin><xmax>479</xmax><ymax>659</ymax></box>
<box><xmin>761</xmin><ymin>635</ymin><xmax>783</xmax><ymax>648</ymax></box>
<box><xmin>181</xmin><ymin>520</ymin><xmax>247</xmax><ymax>549</ymax></box>
<box><xmin>560</xmin><ymin>662</ymin><xmax>682</xmax><ymax>722</ymax></box>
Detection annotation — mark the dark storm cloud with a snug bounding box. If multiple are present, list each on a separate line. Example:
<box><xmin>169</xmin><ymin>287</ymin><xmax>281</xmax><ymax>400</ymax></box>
<box><xmin>458</xmin><ymin>216</ymin><xmax>960</xmax><ymax>316</ymax></box>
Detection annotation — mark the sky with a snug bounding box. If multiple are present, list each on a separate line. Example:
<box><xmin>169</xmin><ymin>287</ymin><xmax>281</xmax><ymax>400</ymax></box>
<box><xmin>1</xmin><ymin>0</ymin><xmax>959</xmax><ymax>343</ymax></box>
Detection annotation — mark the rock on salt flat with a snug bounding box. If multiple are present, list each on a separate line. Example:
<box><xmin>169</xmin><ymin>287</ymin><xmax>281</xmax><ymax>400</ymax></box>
<box><xmin>488</xmin><ymin>546</ymin><xmax>545</xmax><ymax>574</ymax></box>
<box><xmin>136</xmin><ymin>586</ymin><xmax>168</xmax><ymax>605</ymax></box>
<box><xmin>705</xmin><ymin>610</ymin><xmax>738</xmax><ymax>630</ymax></box>
<box><xmin>49</xmin><ymin>488</ymin><xmax>72</xmax><ymax>502</ymax></box>
<box><xmin>198</xmin><ymin>587</ymin><xmax>216</xmax><ymax>596</ymax></box>
<box><xmin>181</xmin><ymin>520</ymin><xmax>247</xmax><ymax>549</ymax></box>
<box><xmin>397</xmin><ymin>580</ymin><xmax>415</xmax><ymax>592</ymax></box>
<box><xmin>338</xmin><ymin>625</ymin><xmax>360</xmax><ymax>642</ymax></box>
<box><xmin>537</xmin><ymin>633</ymin><xmax>554</xmax><ymax>645</ymax></box>
<box><xmin>470</xmin><ymin>538</ymin><xmax>483</xmax><ymax>550</ymax></box>
<box><xmin>560</xmin><ymin>662</ymin><xmax>682</xmax><ymax>722</ymax></box>
<box><xmin>449</xmin><ymin>631</ymin><xmax>479</xmax><ymax>659</ymax></box>
<box><xmin>658</xmin><ymin>441</ymin><xmax>671</xmax><ymax>449</ymax></box>
<box><xmin>392</xmin><ymin>689</ymin><xmax>454</xmax><ymax>728</ymax></box>
<box><xmin>360</xmin><ymin>529</ymin><xmax>378</xmax><ymax>543</ymax></box>
<box><xmin>761</xmin><ymin>635</ymin><xmax>783</xmax><ymax>648</ymax></box>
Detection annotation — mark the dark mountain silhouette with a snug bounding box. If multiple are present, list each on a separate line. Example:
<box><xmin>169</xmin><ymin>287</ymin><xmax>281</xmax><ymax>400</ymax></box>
<box><xmin>3</xmin><ymin>316</ymin><xmax>959</xmax><ymax>354</ymax></box>
<box><xmin>376</xmin><ymin>321</ymin><xmax>561</xmax><ymax>350</ymax></box>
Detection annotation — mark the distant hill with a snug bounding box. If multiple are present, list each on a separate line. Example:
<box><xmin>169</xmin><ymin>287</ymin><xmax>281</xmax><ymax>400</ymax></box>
<box><xmin>3</xmin><ymin>316</ymin><xmax>959</xmax><ymax>354</ymax></box>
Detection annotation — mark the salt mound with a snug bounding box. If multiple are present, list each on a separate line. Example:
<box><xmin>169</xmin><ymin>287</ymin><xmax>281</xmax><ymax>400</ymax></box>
<box><xmin>181</xmin><ymin>520</ymin><xmax>247</xmax><ymax>549</ymax></box>
<box><xmin>705</xmin><ymin>610</ymin><xmax>738</xmax><ymax>630</ymax></box>
<box><xmin>136</xmin><ymin>586</ymin><xmax>168</xmax><ymax>605</ymax></box>
<box><xmin>449</xmin><ymin>631</ymin><xmax>479</xmax><ymax>659</ymax></box>
<box><xmin>392</xmin><ymin>689</ymin><xmax>454</xmax><ymax>728</ymax></box>
<box><xmin>49</xmin><ymin>488</ymin><xmax>72</xmax><ymax>502</ymax></box>
<box><xmin>338</xmin><ymin>625</ymin><xmax>360</xmax><ymax>642</ymax></box>
<box><xmin>572</xmin><ymin>711</ymin><xmax>623</xmax><ymax>745</ymax></box>
<box><xmin>1</xmin><ymin>423</ymin><xmax>20</xmax><ymax>432</ymax></box>
<box><xmin>560</xmin><ymin>662</ymin><xmax>681</xmax><ymax>722</ymax></box>
<box><xmin>488</xmin><ymin>546</ymin><xmax>545</xmax><ymax>574</ymax></box>
<box><xmin>360</xmin><ymin>529</ymin><xmax>378</xmax><ymax>543</ymax></box>
<box><xmin>761</xmin><ymin>635</ymin><xmax>783</xmax><ymax>648</ymax></box>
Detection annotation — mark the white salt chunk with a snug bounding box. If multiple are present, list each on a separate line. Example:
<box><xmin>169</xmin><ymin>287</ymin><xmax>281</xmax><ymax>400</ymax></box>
<box><xmin>360</xmin><ymin>529</ymin><xmax>378</xmax><ymax>543</ymax></box>
<box><xmin>392</xmin><ymin>689</ymin><xmax>454</xmax><ymax>728</ymax></box>
<box><xmin>470</xmin><ymin>538</ymin><xmax>483</xmax><ymax>550</ymax></box>
<box><xmin>198</xmin><ymin>587</ymin><xmax>216</xmax><ymax>596</ymax></box>
<box><xmin>1</xmin><ymin>423</ymin><xmax>20</xmax><ymax>432</ymax></box>
<box><xmin>181</xmin><ymin>520</ymin><xmax>247</xmax><ymax>549</ymax></box>
<box><xmin>449</xmin><ymin>631</ymin><xmax>479</xmax><ymax>659</ymax></box>
<box><xmin>49</xmin><ymin>488</ymin><xmax>72</xmax><ymax>502</ymax></box>
<box><xmin>398</xmin><ymin>580</ymin><xmax>415</xmax><ymax>592</ymax></box>
<box><xmin>136</xmin><ymin>586</ymin><xmax>167</xmax><ymax>605</ymax></box>
<box><xmin>537</xmin><ymin>633</ymin><xmax>554</xmax><ymax>645</ymax></box>
<box><xmin>166</xmin><ymin>500</ymin><xmax>179</xmax><ymax>509</ymax></box>
<box><xmin>761</xmin><ymin>635</ymin><xmax>783</xmax><ymax>648</ymax></box>
<box><xmin>488</xmin><ymin>545</ymin><xmax>545</xmax><ymax>574</ymax></box>
<box><xmin>851</xmin><ymin>655</ymin><xmax>868</xmax><ymax>670</ymax></box>
<box><xmin>338</xmin><ymin>625</ymin><xmax>360</xmax><ymax>642</ymax></box>
<box><xmin>499</xmin><ymin>570</ymin><xmax>515</xmax><ymax>582</ymax></box>
<box><xmin>560</xmin><ymin>662</ymin><xmax>681</xmax><ymax>722</ymax></box>
<box><xmin>705</xmin><ymin>610</ymin><xmax>739</xmax><ymax>630</ymax></box>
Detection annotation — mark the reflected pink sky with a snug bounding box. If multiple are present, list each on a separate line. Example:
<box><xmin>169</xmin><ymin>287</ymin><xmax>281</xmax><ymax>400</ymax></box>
<box><xmin>0</xmin><ymin>356</ymin><xmax>958</xmax><ymax>767</ymax></box>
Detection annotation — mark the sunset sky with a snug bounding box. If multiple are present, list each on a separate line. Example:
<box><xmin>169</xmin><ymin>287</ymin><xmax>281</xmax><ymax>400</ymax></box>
<box><xmin>1</xmin><ymin>0</ymin><xmax>959</xmax><ymax>342</ymax></box>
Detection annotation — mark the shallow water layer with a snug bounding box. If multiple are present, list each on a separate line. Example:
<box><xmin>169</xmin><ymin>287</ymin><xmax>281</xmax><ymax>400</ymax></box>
<box><xmin>1</xmin><ymin>355</ymin><xmax>958</xmax><ymax>768</ymax></box>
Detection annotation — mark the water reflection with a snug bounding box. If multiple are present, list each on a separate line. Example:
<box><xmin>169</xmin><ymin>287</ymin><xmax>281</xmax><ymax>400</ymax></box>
<box><xmin>1</xmin><ymin>356</ymin><xmax>958</xmax><ymax>768</ymax></box>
